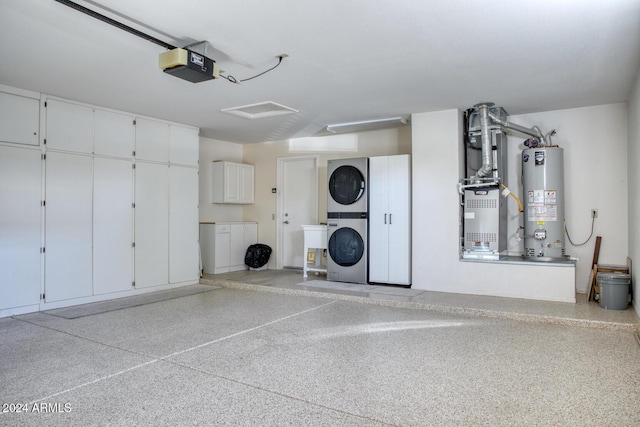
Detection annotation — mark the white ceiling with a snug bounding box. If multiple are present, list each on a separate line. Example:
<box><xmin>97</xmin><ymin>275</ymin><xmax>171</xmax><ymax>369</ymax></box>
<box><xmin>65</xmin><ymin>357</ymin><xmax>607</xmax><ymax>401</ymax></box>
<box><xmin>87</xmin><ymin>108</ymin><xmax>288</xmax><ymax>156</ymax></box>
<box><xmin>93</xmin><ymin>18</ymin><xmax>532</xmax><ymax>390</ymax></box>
<box><xmin>1</xmin><ymin>0</ymin><xmax>639</xmax><ymax>143</ymax></box>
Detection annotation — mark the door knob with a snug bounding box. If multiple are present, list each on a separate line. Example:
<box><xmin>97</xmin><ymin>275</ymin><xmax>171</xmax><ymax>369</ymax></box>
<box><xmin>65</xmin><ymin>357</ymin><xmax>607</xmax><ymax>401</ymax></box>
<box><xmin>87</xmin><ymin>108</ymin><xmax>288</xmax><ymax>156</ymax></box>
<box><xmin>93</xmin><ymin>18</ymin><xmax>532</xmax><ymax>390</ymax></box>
<box><xmin>283</xmin><ymin>220</ymin><xmax>290</xmax><ymax>224</ymax></box>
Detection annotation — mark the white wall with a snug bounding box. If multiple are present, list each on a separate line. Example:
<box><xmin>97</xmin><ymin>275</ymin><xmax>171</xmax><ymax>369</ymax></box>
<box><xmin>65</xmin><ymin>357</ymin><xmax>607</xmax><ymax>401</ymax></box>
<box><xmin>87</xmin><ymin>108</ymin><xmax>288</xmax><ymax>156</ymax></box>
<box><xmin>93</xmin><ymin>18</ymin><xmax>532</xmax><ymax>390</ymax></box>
<box><xmin>199</xmin><ymin>136</ymin><xmax>244</xmax><ymax>222</ymax></box>
<box><xmin>506</xmin><ymin>104</ymin><xmax>629</xmax><ymax>292</ymax></box>
<box><xmin>628</xmin><ymin>69</ymin><xmax>640</xmax><ymax>317</ymax></box>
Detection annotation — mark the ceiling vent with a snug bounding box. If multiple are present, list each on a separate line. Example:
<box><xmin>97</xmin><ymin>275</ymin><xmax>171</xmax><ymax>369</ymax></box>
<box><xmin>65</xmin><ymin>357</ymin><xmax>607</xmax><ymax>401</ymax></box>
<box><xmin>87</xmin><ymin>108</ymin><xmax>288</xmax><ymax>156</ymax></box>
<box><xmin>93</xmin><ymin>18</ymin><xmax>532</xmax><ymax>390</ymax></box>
<box><xmin>221</xmin><ymin>101</ymin><xmax>299</xmax><ymax>119</ymax></box>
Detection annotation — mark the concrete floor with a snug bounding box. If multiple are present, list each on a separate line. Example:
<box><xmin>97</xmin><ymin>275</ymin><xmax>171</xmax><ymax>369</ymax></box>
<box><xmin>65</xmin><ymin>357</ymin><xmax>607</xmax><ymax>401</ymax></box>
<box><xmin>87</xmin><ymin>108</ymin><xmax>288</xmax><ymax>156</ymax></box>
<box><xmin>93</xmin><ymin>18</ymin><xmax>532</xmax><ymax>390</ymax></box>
<box><xmin>1</xmin><ymin>269</ymin><xmax>639</xmax><ymax>426</ymax></box>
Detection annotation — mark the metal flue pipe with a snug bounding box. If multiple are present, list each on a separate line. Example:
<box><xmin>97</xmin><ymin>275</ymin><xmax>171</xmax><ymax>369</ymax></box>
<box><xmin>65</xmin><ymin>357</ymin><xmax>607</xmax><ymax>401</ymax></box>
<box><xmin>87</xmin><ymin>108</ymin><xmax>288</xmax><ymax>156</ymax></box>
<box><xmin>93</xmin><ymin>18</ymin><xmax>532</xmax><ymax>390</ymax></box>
<box><xmin>471</xmin><ymin>102</ymin><xmax>494</xmax><ymax>182</ymax></box>
<box><xmin>487</xmin><ymin>112</ymin><xmax>545</xmax><ymax>144</ymax></box>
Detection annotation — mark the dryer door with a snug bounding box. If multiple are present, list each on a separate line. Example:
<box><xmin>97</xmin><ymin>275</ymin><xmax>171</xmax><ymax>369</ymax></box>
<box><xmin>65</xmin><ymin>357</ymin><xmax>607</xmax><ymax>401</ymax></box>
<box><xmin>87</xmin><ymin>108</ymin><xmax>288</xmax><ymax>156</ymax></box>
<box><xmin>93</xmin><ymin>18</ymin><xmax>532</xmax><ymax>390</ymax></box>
<box><xmin>328</xmin><ymin>227</ymin><xmax>365</xmax><ymax>267</ymax></box>
<box><xmin>329</xmin><ymin>165</ymin><xmax>365</xmax><ymax>206</ymax></box>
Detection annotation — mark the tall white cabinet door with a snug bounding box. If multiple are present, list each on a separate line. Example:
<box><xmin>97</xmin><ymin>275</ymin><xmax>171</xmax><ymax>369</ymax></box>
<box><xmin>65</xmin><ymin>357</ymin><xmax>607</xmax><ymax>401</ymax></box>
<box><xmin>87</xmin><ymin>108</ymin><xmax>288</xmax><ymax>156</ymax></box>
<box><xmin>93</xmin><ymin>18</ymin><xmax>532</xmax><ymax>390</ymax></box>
<box><xmin>0</xmin><ymin>91</ymin><xmax>40</xmax><ymax>146</ymax></box>
<box><xmin>93</xmin><ymin>158</ymin><xmax>133</xmax><ymax>295</ymax></box>
<box><xmin>135</xmin><ymin>118</ymin><xmax>170</xmax><ymax>163</ymax></box>
<box><xmin>368</xmin><ymin>155</ymin><xmax>411</xmax><ymax>285</ymax></box>
<box><xmin>45</xmin><ymin>152</ymin><xmax>93</xmax><ymax>302</ymax></box>
<box><xmin>368</xmin><ymin>156</ymin><xmax>390</xmax><ymax>282</ymax></box>
<box><xmin>45</xmin><ymin>99</ymin><xmax>94</xmax><ymax>153</ymax></box>
<box><xmin>170</xmin><ymin>125</ymin><xmax>199</xmax><ymax>166</ymax></box>
<box><xmin>387</xmin><ymin>155</ymin><xmax>411</xmax><ymax>285</ymax></box>
<box><xmin>0</xmin><ymin>146</ymin><xmax>41</xmax><ymax>310</ymax></box>
<box><xmin>95</xmin><ymin>110</ymin><xmax>135</xmax><ymax>158</ymax></box>
<box><xmin>169</xmin><ymin>166</ymin><xmax>199</xmax><ymax>283</ymax></box>
<box><xmin>135</xmin><ymin>162</ymin><xmax>169</xmax><ymax>288</ymax></box>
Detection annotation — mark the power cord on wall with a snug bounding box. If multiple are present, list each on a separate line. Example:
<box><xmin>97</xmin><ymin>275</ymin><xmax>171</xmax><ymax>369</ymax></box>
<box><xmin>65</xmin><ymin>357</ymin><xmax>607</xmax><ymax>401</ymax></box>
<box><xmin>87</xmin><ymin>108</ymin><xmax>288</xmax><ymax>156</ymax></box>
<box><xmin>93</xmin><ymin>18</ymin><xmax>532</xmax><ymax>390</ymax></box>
<box><xmin>564</xmin><ymin>217</ymin><xmax>595</xmax><ymax>246</ymax></box>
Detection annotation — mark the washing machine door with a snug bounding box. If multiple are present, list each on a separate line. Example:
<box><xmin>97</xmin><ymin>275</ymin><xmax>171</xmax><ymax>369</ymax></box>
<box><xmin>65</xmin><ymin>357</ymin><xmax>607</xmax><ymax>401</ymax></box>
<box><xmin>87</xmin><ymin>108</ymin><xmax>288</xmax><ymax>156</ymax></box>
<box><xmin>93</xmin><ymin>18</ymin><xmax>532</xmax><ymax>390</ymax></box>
<box><xmin>328</xmin><ymin>227</ymin><xmax>365</xmax><ymax>267</ymax></box>
<box><xmin>329</xmin><ymin>165</ymin><xmax>365</xmax><ymax>206</ymax></box>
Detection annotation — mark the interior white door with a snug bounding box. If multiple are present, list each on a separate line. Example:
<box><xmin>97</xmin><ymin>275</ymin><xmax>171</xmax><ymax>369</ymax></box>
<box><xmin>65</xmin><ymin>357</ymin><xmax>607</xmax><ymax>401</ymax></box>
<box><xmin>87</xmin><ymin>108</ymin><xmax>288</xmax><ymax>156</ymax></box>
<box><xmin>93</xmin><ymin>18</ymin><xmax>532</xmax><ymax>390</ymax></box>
<box><xmin>169</xmin><ymin>165</ymin><xmax>199</xmax><ymax>283</ymax></box>
<box><xmin>279</xmin><ymin>156</ymin><xmax>318</xmax><ymax>269</ymax></box>
<box><xmin>93</xmin><ymin>157</ymin><xmax>133</xmax><ymax>295</ymax></box>
<box><xmin>0</xmin><ymin>146</ymin><xmax>41</xmax><ymax>310</ymax></box>
<box><xmin>134</xmin><ymin>162</ymin><xmax>169</xmax><ymax>288</ymax></box>
<box><xmin>45</xmin><ymin>152</ymin><xmax>93</xmax><ymax>302</ymax></box>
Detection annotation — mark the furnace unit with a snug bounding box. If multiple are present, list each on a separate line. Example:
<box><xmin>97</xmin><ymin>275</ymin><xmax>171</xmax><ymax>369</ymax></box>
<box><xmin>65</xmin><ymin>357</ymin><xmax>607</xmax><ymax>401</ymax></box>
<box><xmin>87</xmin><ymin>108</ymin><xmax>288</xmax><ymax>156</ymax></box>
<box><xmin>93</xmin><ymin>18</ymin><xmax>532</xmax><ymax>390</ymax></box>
<box><xmin>460</xmin><ymin>103</ymin><xmax>509</xmax><ymax>260</ymax></box>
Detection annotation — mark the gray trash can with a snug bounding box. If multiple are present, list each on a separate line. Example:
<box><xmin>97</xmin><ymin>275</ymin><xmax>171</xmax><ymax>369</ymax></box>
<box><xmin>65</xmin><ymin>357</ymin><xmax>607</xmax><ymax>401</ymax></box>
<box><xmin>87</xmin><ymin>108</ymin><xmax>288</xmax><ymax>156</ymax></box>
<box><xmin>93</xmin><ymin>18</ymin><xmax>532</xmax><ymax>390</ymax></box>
<box><xmin>597</xmin><ymin>272</ymin><xmax>631</xmax><ymax>310</ymax></box>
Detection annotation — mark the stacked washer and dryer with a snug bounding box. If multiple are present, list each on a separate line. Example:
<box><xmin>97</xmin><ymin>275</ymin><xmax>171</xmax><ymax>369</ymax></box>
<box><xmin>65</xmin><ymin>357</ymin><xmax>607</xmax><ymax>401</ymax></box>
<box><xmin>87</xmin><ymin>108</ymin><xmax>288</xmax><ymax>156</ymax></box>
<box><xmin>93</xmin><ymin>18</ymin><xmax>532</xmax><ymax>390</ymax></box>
<box><xmin>326</xmin><ymin>158</ymin><xmax>369</xmax><ymax>284</ymax></box>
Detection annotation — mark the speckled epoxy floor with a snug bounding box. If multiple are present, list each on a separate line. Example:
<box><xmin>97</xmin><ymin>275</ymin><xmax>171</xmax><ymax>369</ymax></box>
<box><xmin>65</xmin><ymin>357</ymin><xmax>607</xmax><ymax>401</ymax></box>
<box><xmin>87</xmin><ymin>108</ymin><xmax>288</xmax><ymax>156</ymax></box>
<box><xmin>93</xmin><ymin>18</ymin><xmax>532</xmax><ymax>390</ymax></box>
<box><xmin>204</xmin><ymin>269</ymin><xmax>640</xmax><ymax>331</ymax></box>
<box><xmin>1</xmin><ymin>273</ymin><xmax>639</xmax><ymax>426</ymax></box>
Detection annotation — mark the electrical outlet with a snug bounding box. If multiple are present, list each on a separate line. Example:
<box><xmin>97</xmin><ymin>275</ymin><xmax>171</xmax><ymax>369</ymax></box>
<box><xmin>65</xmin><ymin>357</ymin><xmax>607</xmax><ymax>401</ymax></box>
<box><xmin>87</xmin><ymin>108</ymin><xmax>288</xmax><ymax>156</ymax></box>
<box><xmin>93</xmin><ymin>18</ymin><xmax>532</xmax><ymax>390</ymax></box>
<box><xmin>591</xmin><ymin>209</ymin><xmax>598</xmax><ymax>219</ymax></box>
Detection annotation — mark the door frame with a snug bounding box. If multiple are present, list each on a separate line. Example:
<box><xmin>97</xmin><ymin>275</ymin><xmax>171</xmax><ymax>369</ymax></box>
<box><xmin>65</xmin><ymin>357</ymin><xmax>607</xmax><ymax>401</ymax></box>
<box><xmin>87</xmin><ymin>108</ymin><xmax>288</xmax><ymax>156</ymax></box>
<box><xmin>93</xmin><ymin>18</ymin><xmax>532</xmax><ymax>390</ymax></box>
<box><xmin>276</xmin><ymin>155</ymin><xmax>319</xmax><ymax>269</ymax></box>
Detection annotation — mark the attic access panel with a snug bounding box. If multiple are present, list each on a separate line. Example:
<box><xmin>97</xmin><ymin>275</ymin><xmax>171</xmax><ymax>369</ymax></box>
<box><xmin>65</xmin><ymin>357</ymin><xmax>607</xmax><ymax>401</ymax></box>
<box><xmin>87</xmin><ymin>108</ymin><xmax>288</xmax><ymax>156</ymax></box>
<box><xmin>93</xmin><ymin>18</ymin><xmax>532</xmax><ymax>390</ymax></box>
<box><xmin>221</xmin><ymin>101</ymin><xmax>298</xmax><ymax>119</ymax></box>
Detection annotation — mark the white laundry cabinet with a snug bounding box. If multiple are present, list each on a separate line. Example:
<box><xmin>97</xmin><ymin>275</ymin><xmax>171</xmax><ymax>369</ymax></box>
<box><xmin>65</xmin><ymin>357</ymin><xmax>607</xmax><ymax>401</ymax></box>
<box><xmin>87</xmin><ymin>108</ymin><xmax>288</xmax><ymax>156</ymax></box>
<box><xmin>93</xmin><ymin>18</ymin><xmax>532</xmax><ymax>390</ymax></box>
<box><xmin>200</xmin><ymin>222</ymin><xmax>258</xmax><ymax>274</ymax></box>
<box><xmin>368</xmin><ymin>154</ymin><xmax>412</xmax><ymax>285</ymax></box>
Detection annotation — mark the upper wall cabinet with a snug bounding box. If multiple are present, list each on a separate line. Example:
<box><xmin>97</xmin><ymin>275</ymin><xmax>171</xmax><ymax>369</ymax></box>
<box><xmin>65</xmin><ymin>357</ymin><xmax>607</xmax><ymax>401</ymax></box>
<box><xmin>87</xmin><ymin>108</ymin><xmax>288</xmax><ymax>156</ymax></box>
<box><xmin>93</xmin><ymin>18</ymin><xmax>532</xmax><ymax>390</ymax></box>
<box><xmin>45</xmin><ymin>99</ymin><xmax>94</xmax><ymax>153</ymax></box>
<box><xmin>135</xmin><ymin>117</ymin><xmax>170</xmax><ymax>163</ymax></box>
<box><xmin>212</xmin><ymin>161</ymin><xmax>255</xmax><ymax>204</ymax></box>
<box><xmin>170</xmin><ymin>125</ymin><xmax>199</xmax><ymax>167</ymax></box>
<box><xmin>0</xmin><ymin>89</ymin><xmax>39</xmax><ymax>146</ymax></box>
<box><xmin>95</xmin><ymin>110</ymin><xmax>135</xmax><ymax>158</ymax></box>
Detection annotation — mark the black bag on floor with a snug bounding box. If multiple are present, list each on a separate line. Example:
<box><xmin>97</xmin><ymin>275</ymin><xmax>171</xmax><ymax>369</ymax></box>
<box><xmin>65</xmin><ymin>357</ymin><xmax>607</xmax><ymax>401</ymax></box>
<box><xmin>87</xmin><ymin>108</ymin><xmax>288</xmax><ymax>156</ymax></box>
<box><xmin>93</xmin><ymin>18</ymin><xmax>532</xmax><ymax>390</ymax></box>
<box><xmin>244</xmin><ymin>244</ymin><xmax>272</xmax><ymax>269</ymax></box>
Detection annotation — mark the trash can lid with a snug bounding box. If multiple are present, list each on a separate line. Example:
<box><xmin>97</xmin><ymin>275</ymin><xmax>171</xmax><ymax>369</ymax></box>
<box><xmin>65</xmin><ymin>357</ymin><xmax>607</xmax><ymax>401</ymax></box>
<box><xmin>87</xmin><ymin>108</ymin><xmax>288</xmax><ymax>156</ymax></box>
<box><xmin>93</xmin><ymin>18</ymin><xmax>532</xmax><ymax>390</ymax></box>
<box><xmin>597</xmin><ymin>272</ymin><xmax>631</xmax><ymax>283</ymax></box>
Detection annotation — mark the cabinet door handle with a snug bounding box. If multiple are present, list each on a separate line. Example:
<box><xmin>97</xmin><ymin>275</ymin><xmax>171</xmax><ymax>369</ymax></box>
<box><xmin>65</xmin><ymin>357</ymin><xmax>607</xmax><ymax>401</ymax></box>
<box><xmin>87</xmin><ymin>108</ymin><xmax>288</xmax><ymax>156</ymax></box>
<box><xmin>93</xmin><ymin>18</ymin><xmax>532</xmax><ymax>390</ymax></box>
<box><xmin>384</xmin><ymin>213</ymin><xmax>387</xmax><ymax>224</ymax></box>
<box><xmin>389</xmin><ymin>213</ymin><xmax>392</xmax><ymax>225</ymax></box>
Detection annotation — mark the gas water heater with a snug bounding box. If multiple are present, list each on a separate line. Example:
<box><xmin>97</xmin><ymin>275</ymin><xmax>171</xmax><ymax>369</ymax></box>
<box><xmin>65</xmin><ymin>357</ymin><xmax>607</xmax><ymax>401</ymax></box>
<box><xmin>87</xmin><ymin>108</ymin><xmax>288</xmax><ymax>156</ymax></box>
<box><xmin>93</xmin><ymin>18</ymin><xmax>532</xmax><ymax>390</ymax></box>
<box><xmin>522</xmin><ymin>147</ymin><xmax>565</xmax><ymax>259</ymax></box>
